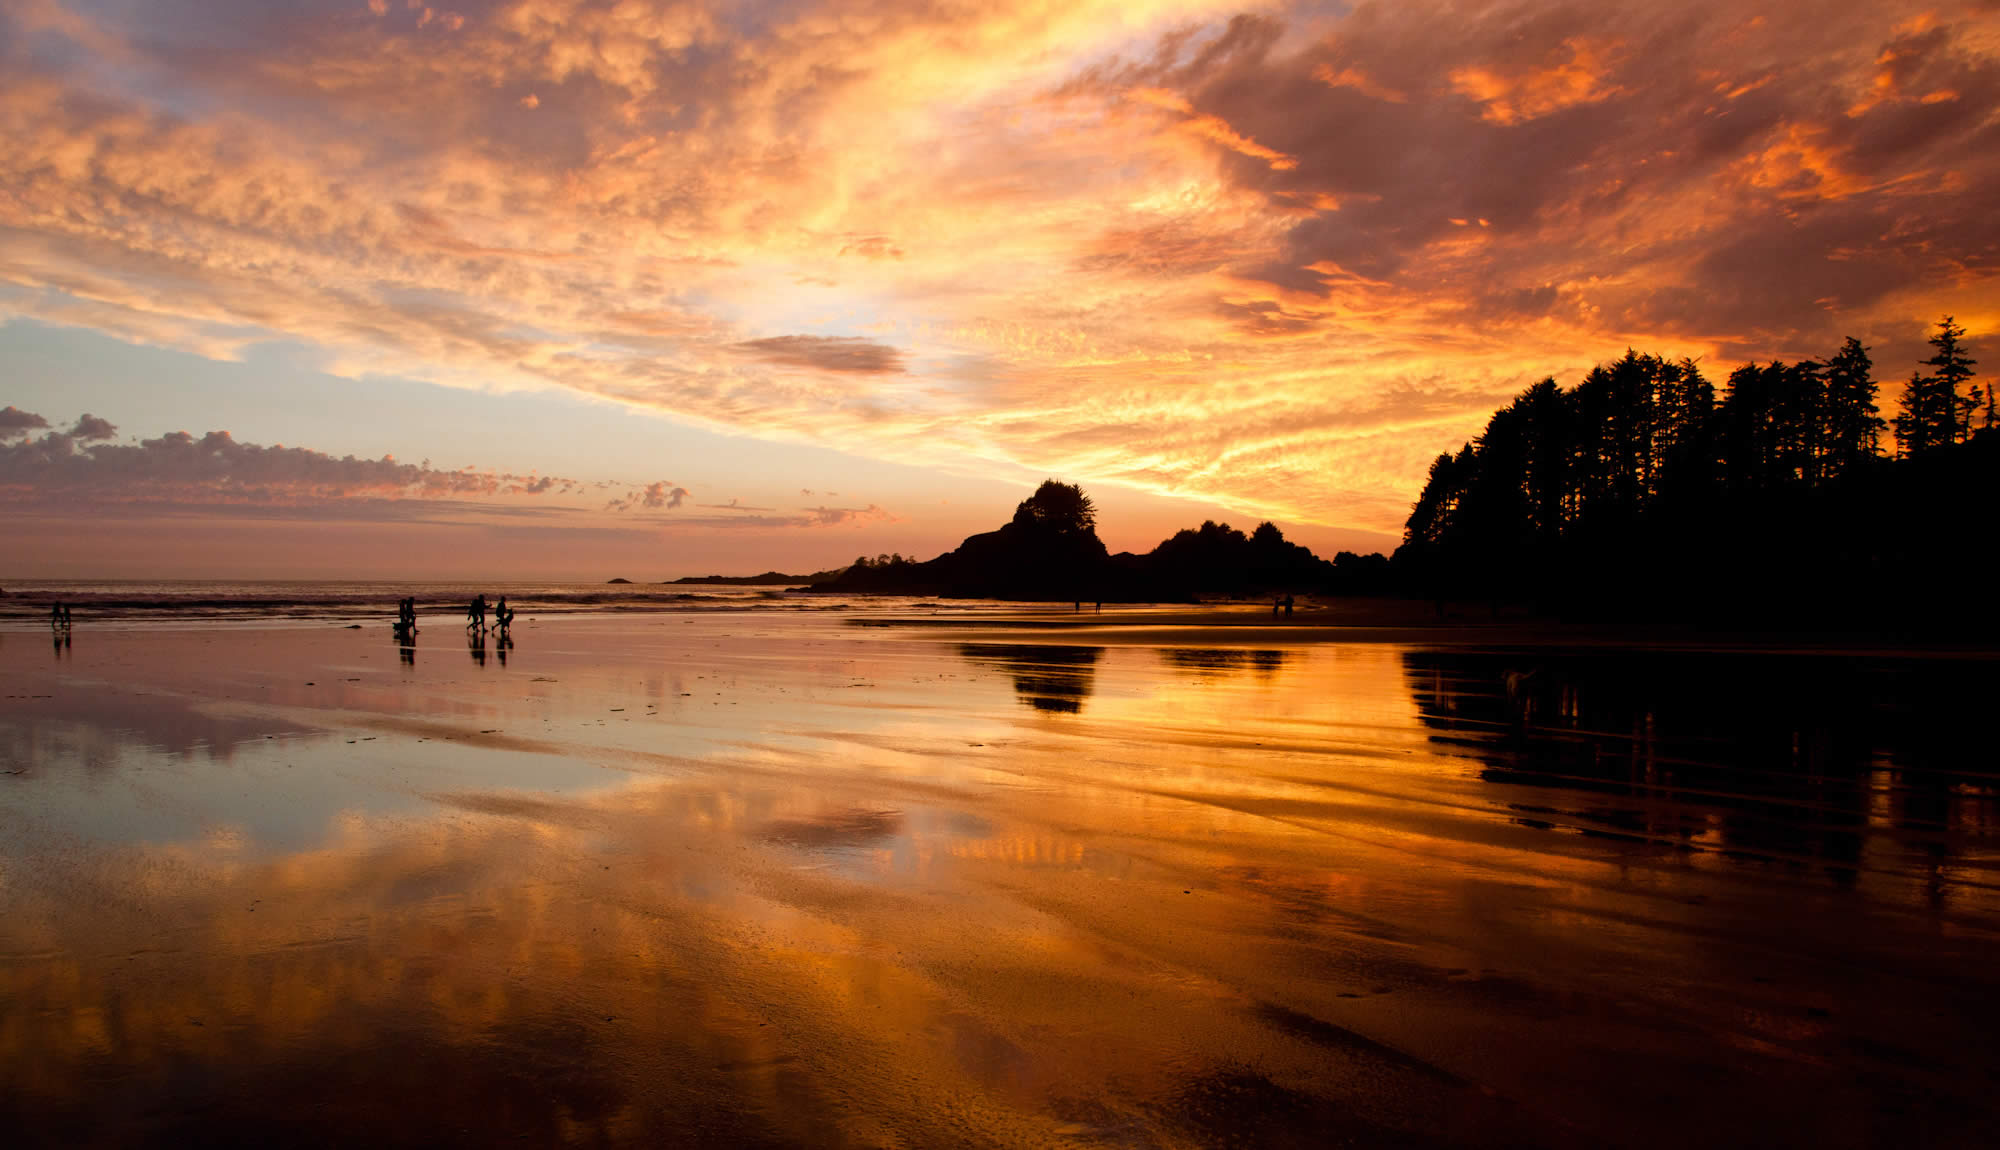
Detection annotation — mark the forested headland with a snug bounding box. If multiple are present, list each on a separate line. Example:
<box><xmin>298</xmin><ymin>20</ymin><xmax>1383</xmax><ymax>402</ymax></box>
<box><xmin>1394</xmin><ymin>317</ymin><xmax>1994</xmax><ymax>626</ymax></box>
<box><xmin>820</xmin><ymin>481</ymin><xmax>1390</xmax><ymax>601</ymax></box>
<box><xmin>808</xmin><ymin>315</ymin><xmax>1990</xmax><ymax>627</ymax></box>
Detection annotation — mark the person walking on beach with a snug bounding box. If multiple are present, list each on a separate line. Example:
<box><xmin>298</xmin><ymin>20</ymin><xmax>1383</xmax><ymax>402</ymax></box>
<box><xmin>493</xmin><ymin>597</ymin><xmax>514</xmax><ymax>633</ymax></box>
<box><xmin>467</xmin><ymin>595</ymin><xmax>487</xmax><ymax>631</ymax></box>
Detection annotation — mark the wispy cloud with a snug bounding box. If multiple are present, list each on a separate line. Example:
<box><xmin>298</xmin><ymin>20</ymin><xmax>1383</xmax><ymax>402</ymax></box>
<box><xmin>665</xmin><ymin>504</ymin><xmax>895</xmax><ymax>529</ymax></box>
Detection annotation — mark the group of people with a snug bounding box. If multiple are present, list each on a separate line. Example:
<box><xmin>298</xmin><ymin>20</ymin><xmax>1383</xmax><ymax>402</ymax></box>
<box><xmin>391</xmin><ymin>595</ymin><xmax>517</xmax><ymax>636</ymax></box>
<box><xmin>394</xmin><ymin>597</ymin><xmax>419</xmax><ymax>637</ymax></box>
<box><xmin>1272</xmin><ymin>594</ymin><xmax>1295</xmax><ymax>617</ymax></box>
<box><xmin>463</xmin><ymin>594</ymin><xmax>515</xmax><ymax>633</ymax></box>
<box><xmin>50</xmin><ymin>601</ymin><xmax>73</xmax><ymax>653</ymax></box>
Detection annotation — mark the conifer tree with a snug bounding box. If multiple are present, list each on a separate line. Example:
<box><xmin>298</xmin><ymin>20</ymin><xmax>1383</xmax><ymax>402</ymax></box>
<box><xmin>1897</xmin><ymin>317</ymin><xmax>1982</xmax><ymax>454</ymax></box>
<box><xmin>1894</xmin><ymin>371</ymin><xmax>1942</xmax><ymax>457</ymax></box>
<box><xmin>1821</xmin><ymin>337</ymin><xmax>1884</xmax><ymax>476</ymax></box>
<box><xmin>1923</xmin><ymin>316</ymin><xmax>1981</xmax><ymax>437</ymax></box>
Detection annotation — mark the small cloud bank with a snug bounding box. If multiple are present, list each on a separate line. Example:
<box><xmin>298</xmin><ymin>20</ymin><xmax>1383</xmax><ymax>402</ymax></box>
<box><xmin>0</xmin><ymin>406</ymin><xmax>577</xmax><ymax>508</ymax></box>
<box><xmin>1</xmin><ymin>406</ymin><xmax>899</xmax><ymax>543</ymax></box>
<box><xmin>604</xmin><ymin>481</ymin><xmax>691</xmax><ymax>512</ymax></box>
<box><xmin>0</xmin><ymin>407</ymin><xmax>52</xmax><ymax>437</ymax></box>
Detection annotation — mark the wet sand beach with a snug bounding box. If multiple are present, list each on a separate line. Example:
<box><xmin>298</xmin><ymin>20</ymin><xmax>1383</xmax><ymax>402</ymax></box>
<box><xmin>2</xmin><ymin>612</ymin><xmax>1997</xmax><ymax>1147</ymax></box>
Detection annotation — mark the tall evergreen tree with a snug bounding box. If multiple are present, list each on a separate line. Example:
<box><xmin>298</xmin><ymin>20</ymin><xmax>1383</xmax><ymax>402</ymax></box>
<box><xmin>1894</xmin><ymin>370</ymin><xmax>1944</xmax><ymax>457</ymax></box>
<box><xmin>1405</xmin><ymin>451</ymin><xmax>1466</xmax><ymax>550</ymax></box>
<box><xmin>1516</xmin><ymin>377</ymin><xmax>1573</xmax><ymax>540</ymax></box>
<box><xmin>1821</xmin><ymin>337</ymin><xmax>1884</xmax><ymax>477</ymax></box>
<box><xmin>1720</xmin><ymin>362</ymin><xmax>1788</xmax><ymax>491</ymax></box>
<box><xmin>1775</xmin><ymin>359</ymin><xmax>1826</xmax><ymax>485</ymax></box>
<box><xmin>1923</xmin><ymin>315</ymin><xmax>1981</xmax><ymax>437</ymax></box>
<box><xmin>1653</xmin><ymin>357</ymin><xmax>1716</xmax><ymax>503</ymax></box>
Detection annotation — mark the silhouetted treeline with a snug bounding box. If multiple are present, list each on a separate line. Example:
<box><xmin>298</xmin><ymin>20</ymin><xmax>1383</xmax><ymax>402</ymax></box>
<box><xmin>822</xmin><ymin>480</ymin><xmax>1389</xmax><ymax>600</ymax></box>
<box><xmin>1396</xmin><ymin>317</ymin><xmax>1995</xmax><ymax>627</ymax></box>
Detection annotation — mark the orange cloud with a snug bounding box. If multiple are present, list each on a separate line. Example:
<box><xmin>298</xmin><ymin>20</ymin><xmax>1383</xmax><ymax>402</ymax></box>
<box><xmin>1314</xmin><ymin>63</ymin><xmax>1407</xmax><ymax>103</ymax></box>
<box><xmin>1449</xmin><ymin>38</ymin><xmax>1624</xmax><ymax>125</ymax></box>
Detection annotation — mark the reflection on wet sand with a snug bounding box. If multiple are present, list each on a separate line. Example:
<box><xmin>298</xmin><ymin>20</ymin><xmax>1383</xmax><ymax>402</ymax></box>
<box><xmin>1162</xmin><ymin>646</ymin><xmax>1289</xmax><ymax>678</ymax></box>
<box><xmin>2</xmin><ymin>620</ymin><xmax>1998</xmax><ymax>1147</ymax></box>
<box><xmin>957</xmin><ymin>643</ymin><xmax>1101</xmax><ymax>713</ymax></box>
<box><xmin>1402</xmin><ymin>649</ymin><xmax>2000</xmax><ymax>902</ymax></box>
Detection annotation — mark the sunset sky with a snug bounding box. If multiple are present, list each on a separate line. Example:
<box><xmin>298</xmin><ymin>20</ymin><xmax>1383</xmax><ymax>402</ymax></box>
<box><xmin>3</xmin><ymin>0</ymin><xmax>1996</xmax><ymax>579</ymax></box>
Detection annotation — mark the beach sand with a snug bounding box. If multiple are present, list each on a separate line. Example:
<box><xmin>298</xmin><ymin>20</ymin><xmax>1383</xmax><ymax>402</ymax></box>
<box><xmin>2</xmin><ymin>613</ymin><xmax>1996</xmax><ymax>1147</ymax></box>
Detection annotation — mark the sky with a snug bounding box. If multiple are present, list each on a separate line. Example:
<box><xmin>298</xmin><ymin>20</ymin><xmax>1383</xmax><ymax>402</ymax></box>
<box><xmin>2</xmin><ymin>0</ymin><xmax>1996</xmax><ymax>579</ymax></box>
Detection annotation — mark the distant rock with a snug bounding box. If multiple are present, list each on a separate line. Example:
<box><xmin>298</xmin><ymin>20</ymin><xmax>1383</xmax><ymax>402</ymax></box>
<box><xmin>666</xmin><ymin>570</ymin><xmax>843</xmax><ymax>586</ymax></box>
<box><xmin>606</xmin><ymin>578</ymin><xmax>633</xmax><ymax>584</ymax></box>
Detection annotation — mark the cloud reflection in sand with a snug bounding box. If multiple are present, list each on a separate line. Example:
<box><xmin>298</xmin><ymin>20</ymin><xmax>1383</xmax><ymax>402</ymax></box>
<box><xmin>3</xmin><ymin>617</ymin><xmax>1998</xmax><ymax>1146</ymax></box>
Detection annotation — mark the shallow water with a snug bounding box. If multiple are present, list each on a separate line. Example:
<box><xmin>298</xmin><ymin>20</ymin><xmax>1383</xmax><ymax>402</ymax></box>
<box><xmin>0</xmin><ymin>579</ymin><xmax>976</xmax><ymax>624</ymax></box>
<box><xmin>2</xmin><ymin>615</ymin><xmax>1997</xmax><ymax>1147</ymax></box>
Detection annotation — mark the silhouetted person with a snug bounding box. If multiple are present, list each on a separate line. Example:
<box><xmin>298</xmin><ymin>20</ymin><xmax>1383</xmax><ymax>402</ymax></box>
<box><xmin>50</xmin><ymin>602</ymin><xmax>64</xmax><ymax>630</ymax></box>
<box><xmin>493</xmin><ymin>597</ymin><xmax>514</xmax><ymax>633</ymax></box>
<box><xmin>467</xmin><ymin>595</ymin><xmax>487</xmax><ymax>631</ymax></box>
<box><xmin>1273</xmin><ymin>596</ymin><xmax>1282</xmax><ymax>617</ymax></box>
<box><xmin>1283</xmin><ymin>594</ymin><xmax>1294</xmax><ymax>618</ymax></box>
<box><xmin>395</xmin><ymin>597</ymin><xmax>417</xmax><ymax>637</ymax></box>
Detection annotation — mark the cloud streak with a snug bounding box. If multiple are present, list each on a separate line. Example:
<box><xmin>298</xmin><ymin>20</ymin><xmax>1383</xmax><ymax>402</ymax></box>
<box><xmin>734</xmin><ymin>336</ymin><xmax>908</xmax><ymax>374</ymax></box>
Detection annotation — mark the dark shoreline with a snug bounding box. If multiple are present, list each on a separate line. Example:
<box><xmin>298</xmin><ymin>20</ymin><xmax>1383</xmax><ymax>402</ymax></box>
<box><xmin>837</xmin><ymin>597</ymin><xmax>2000</xmax><ymax>656</ymax></box>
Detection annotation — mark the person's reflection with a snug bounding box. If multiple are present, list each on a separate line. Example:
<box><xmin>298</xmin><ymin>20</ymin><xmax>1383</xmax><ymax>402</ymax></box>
<box><xmin>52</xmin><ymin>629</ymin><xmax>70</xmax><ymax>658</ymax></box>
<box><xmin>468</xmin><ymin>628</ymin><xmax>487</xmax><ymax>667</ymax></box>
<box><xmin>959</xmin><ymin>644</ymin><xmax>1102</xmax><ymax>713</ymax></box>
<box><xmin>496</xmin><ymin>631</ymin><xmax>513</xmax><ymax>667</ymax></box>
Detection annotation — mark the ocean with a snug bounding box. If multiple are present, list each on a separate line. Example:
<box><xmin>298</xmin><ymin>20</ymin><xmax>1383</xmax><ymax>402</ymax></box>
<box><xmin>0</xmin><ymin>579</ymin><xmax>970</xmax><ymax>626</ymax></box>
